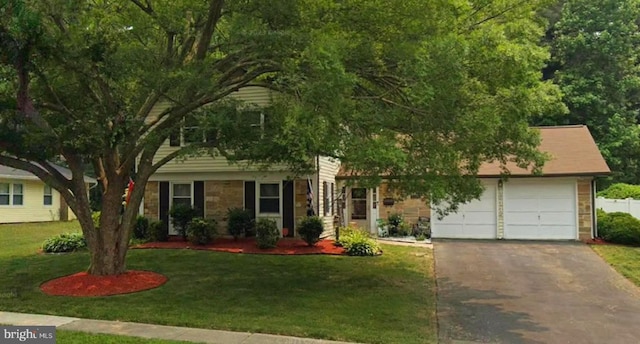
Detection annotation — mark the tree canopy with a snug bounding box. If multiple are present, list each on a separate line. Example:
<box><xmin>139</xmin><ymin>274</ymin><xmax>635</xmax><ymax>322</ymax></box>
<box><xmin>0</xmin><ymin>0</ymin><xmax>560</xmax><ymax>275</ymax></box>
<box><xmin>537</xmin><ymin>0</ymin><xmax>640</xmax><ymax>185</ymax></box>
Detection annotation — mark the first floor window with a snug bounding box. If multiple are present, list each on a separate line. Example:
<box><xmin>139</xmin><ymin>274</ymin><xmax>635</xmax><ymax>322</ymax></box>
<box><xmin>0</xmin><ymin>183</ymin><xmax>9</xmax><ymax>205</ymax></box>
<box><xmin>12</xmin><ymin>184</ymin><xmax>23</xmax><ymax>205</ymax></box>
<box><xmin>172</xmin><ymin>183</ymin><xmax>192</xmax><ymax>207</ymax></box>
<box><xmin>259</xmin><ymin>183</ymin><xmax>280</xmax><ymax>213</ymax></box>
<box><xmin>44</xmin><ymin>185</ymin><xmax>53</xmax><ymax>205</ymax></box>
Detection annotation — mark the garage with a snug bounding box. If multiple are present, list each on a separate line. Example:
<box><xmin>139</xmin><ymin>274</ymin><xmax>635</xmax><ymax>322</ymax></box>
<box><xmin>431</xmin><ymin>181</ymin><xmax>497</xmax><ymax>239</ymax></box>
<box><xmin>503</xmin><ymin>180</ymin><xmax>577</xmax><ymax>240</ymax></box>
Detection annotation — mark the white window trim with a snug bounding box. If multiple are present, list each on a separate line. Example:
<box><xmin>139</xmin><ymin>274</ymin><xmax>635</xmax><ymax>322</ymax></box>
<box><xmin>43</xmin><ymin>184</ymin><xmax>53</xmax><ymax>207</ymax></box>
<box><xmin>0</xmin><ymin>182</ymin><xmax>24</xmax><ymax>207</ymax></box>
<box><xmin>258</xmin><ymin>182</ymin><xmax>281</xmax><ymax>214</ymax></box>
<box><xmin>170</xmin><ymin>182</ymin><xmax>194</xmax><ymax>207</ymax></box>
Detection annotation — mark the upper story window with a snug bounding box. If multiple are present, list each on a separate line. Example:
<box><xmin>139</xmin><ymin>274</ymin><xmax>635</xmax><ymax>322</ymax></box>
<box><xmin>0</xmin><ymin>183</ymin><xmax>23</xmax><ymax>206</ymax></box>
<box><xmin>169</xmin><ymin>110</ymin><xmax>268</xmax><ymax>147</ymax></box>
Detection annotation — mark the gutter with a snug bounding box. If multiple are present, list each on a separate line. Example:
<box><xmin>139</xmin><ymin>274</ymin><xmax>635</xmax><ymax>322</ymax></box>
<box><xmin>592</xmin><ymin>179</ymin><xmax>598</xmax><ymax>238</ymax></box>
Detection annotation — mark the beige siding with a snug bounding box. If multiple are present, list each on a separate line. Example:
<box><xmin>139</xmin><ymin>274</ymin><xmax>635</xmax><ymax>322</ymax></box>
<box><xmin>317</xmin><ymin>157</ymin><xmax>340</xmax><ymax>237</ymax></box>
<box><xmin>152</xmin><ymin>87</ymin><xmax>289</xmax><ymax>173</ymax></box>
<box><xmin>0</xmin><ymin>179</ymin><xmax>62</xmax><ymax>223</ymax></box>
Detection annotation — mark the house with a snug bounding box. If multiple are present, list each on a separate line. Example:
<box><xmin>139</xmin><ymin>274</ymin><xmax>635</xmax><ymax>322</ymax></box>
<box><xmin>142</xmin><ymin>87</ymin><xmax>340</xmax><ymax>237</ymax></box>
<box><xmin>337</xmin><ymin>125</ymin><xmax>610</xmax><ymax>241</ymax></box>
<box><xmin>0</xmin><ymin>163</ymin><xmax>97</xmax><ymax>224</ymax></box>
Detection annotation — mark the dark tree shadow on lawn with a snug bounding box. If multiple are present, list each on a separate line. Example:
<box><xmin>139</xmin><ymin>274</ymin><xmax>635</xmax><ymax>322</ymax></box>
<box><xmin>437</xmin><ymin>277</ymin><xmax>548</xmax><ymax>344</ymax></box>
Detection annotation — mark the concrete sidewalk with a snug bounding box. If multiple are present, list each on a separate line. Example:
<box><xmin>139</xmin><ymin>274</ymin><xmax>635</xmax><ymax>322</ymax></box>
<box><xmin>0</xmin><ymin>311</ymin><xmax>359</xmax><ymax>344</ymax></box>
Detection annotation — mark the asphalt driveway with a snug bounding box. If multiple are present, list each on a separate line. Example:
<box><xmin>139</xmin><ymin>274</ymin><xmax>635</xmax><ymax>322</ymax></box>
<box><xmin>435</xmin><ymin>241</ymin><xmax>640</xmax><ymax>344</ymax></box>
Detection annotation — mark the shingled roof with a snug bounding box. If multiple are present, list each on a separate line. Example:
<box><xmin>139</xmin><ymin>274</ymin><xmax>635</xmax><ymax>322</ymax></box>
<box><xmin>337</xmin><ymin>125</ymin><xmax>610</xmax><ymax>178</ymax></box>
<box><xmin>477</xmin><ymin>125</ymin><xmax>610</xmax><ymax>177</ymax></box>
<box><xmin>0</xmin><ymin>163</ymin><xmax>97</xmax><ymax>183</ymax></box>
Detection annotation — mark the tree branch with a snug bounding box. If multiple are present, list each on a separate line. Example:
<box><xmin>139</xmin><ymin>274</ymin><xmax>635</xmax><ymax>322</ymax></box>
<box><xmin>194</xmin><ymin>0</ymin><xmax>225</xmax><ymax>60</ymax></box>
<box><xmin>0</xmin><ymin>155</ymin><xmax>75</xmax><ymax>206</ymax></box>
<box><xmin>130</xmin><ymin>0</ymin><xmax>155</xmax><ymax>16</ymax></box>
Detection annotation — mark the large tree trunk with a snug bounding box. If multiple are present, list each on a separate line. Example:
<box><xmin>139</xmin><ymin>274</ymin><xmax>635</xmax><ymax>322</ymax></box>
<box><xmin>86</xmin><ymin>176</ymin><xmax>130</xmax><ymax>276</ymax></box>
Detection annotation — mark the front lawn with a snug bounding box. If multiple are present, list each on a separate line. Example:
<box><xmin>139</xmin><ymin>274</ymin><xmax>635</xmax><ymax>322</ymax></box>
<box><xmin>0</xmin><ymin>223</ymin><xmax>436</xmax><ymax>344</ymax></box>
<box><xmin>0</xmin><ymin>221</ymin><xmax>80</xmax><ymax>258</ymax></box>
<box><xmin>59</xmin><ymin>330</ymin><xmax>196</xmax><ymax>344</ymax></box>
<box><xmin>592</xmin><ymin>245</ymin><xmax>640</xmax><ymax>287</ymax></box>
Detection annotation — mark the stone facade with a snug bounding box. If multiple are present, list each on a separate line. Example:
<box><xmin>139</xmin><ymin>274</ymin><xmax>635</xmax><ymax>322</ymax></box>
<box><xmin>378</xmin><ymin>182</ymin><xmax>430</xmax><ymax>225</ymax></box>
<box><xmin>577</xmin><ymin>178</ymin><xmax>593</xmax><ymax>240</ymax></box>
<box><xmin>205</xmin><ymin>180</ymin><xmax>244</xmax><ymax>230</ymax></box>
<box><xmin>144</xmin><ymin>181</ymin><xmax>159</xmax><ymax>220</ymax></box>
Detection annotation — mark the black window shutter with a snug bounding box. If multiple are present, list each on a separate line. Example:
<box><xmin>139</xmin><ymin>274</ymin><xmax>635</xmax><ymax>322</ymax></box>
<box><xmin>169</xmin><ymin>128</ymin><xmax>180</xmax><ymax>147</ymax></box>
<box><xmin>244</xmin><ymin>181</ymin><xmax>256</xmax><ymax>219</ymax></box>
<box><xmin>194</xmin><ymin>181</ymin><xmax>205</xmax><ymax>217</ymax></box>
<box><xmin>331</xmin><ymin>183</ymin><xmax>335</xmax><ymax>215</ymax></box>
<box><xmin>159</xmin><ymin>182</ymin><xmax>170</xmax><ymax>231</ymax></box>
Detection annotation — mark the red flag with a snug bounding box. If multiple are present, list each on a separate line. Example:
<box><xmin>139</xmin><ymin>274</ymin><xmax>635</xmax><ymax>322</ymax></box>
<box><xmin>126</xmin><ymin>177</ymin><xmax>135</xmax><ymax>205</ymax></box>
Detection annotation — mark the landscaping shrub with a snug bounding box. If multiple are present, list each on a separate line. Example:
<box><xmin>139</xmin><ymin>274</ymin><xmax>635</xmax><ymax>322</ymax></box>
<box><xmin>297</xmin><ymin>216</ymin><xmax>324</xmax><ymax>246</ymax></box>
<box><xmin>388</xmin><ymin>213</ymin><xmax>404</xmax><ymax>236</ymax></box>
<box><xmin>339</xmin><ymin>228</ymin><xmax>381</xmax><ymax>256</ymax></box>
<box><xmin>42</xmin><ymin>233</ymin><xmax>86</xmax><ymax>253</ymax></box>
<box><xmin>398</xmin><ymin>221</ymin><xmax>412</xmax><ymax>237</ymax></box>
<box><xmin>148</xmin><ymin>220</ymin><xmax>168</xmax><ymax>242</ymax></box>
<box><xmin>187</xmin><ymin>217</ymin><xmax>218</xmax><ymax>245</ymax></box>
<box><xmin>133</xmin><ymin>216</ymin><xmax>149</xmax><ymax>240</ymax></box>
<box><xmin>597</xmin><ymin>183</ymin><xmax>640</xmax><ymax>200</ymax></box>
<box><xmin>170</xmin><ymin>204</ymin><xmax>197</xmax><ymax>240</ymax></box>
<box><xmin>336</xmin><ymin>225</ymin><xmax>358</xmax><ymax>246</ymax></box>
<box><xmin>227</xmin><ymin>208</ymin><xmax>254</xmax><ymax>239</ymax></box>
<box><xmin>598</xmin><ymin>211</ymin><xmax>640</xmax><ymax>246</ymax></box>
<box><xmin>412</xmin><ymin>218</ymin><xmax>431</xmax><ymax>239</ymax></box>
<box><xmin>256</xmin><ymin>218</ymin><xmax>280</xmax><ymax>249</ymax></box>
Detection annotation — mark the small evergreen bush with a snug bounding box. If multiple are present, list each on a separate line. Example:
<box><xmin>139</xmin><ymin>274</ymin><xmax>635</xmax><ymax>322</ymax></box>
<box><xmin>148</xmin><ymin>220</ymin><xmax>168</xmax><ymax>242</ymax></box>
<box><xmin>133</xmin><ymin>216</ymin><xmax>149</xmax><ymax>240</ymax></box>
<box><xmin>227</xmin><ymin>208</ymin><xmax>254</xmax><ymax>239</ymax></box>
<box><xmin>42</xmin><ymin>233</ymin><xmax>86</xmax><ymax>253</ymax></box>
<box><xmin>598</xmin><ymin>211</ymin><xmax>640</xmax><ymax>246</ymax></box>
<box><xmin>297</xmin><ymin>216</ymin><xmax>324</xmax><ymax>246</ymax></box>
<box><xmin>170</xmin><ymin>204</ymin><xmax>197</xmax><ymax>240</ymax></box>
<box><xmin>256</xmin><ymin>218</ymin><xmax>280</xmax><ymax>249</ymax></box>
<box><xmin>187</xmin><ymin>217</ymin><xmax>217</xmax><ymax>245</ymax></box>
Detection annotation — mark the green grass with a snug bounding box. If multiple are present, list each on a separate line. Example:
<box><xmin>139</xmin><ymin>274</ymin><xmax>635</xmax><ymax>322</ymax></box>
<box><xmin>592</xmin><ymin>245</ymin><xmax>640</xmax><ymax>286</ymax></box>
<box><xmin>0</xmin><ymin>222</ymin><xmax>436</xmax><ymax>344</ymax></box>
<box><xmin>0</xmin><ymin>327</ymin><xmax>194</xmax><ymax>344</ymax></box>
<box><xmin>59</xmin><ymin>331</ymin><xmax>196</xmax><ymax>344</ymax></box>
<box><xmin>0</xmin><ymin>221</ymin><xmax>81</xmax><ymax>258</ymax></box>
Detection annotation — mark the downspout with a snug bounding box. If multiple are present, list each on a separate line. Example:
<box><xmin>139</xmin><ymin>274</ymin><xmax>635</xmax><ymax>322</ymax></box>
<box><xmin>592</xmin><ymin>178</ymin><xmax>597</xmax><ymax>238</ymax></box>
<box><xmin>316</xmin><ymin>156</ymin><xmax>320</xmax><ymax>216</ymax></box>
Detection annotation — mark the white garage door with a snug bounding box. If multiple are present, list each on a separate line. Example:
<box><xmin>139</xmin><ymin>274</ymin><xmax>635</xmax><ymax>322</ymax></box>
<box><xmin>504</xmin><ymin>180</ymin><xmax>577</xmax><ymax>240</ymax></box>
<box><xmin>432</xmin><ymin>181</ymin><xmax>497</xmax><ymax>239</ymax></box>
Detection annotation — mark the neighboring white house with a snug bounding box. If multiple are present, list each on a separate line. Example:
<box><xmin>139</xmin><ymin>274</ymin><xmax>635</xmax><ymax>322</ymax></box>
<box><xmin>0</xmin><ymin>164</ymin><xmax>97</xmax><ymax>224</ymax></box>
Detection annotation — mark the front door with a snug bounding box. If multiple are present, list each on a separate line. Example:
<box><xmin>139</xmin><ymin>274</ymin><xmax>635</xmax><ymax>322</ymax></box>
<box><xmin>349</xmin><ymin>188</ymin><xmax>369</xmax><ymax>231</ymax></box>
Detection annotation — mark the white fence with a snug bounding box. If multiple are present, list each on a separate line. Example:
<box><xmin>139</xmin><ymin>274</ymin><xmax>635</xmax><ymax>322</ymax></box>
<box><xmin>596</xmin><ymin>197</ymin><xmax>640</xmax><ymax>219</ymax></box>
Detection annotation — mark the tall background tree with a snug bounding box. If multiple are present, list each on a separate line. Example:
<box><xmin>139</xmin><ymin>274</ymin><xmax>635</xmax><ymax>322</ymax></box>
<box><xmin>536</xmin><ymin>0</ymin><xmax>640</xmax><ymax>186</ymax></box>
<box><xmin>0</xmin><ymin>0</ymin><xmax>560</xmax><ymax>275</ymax></box>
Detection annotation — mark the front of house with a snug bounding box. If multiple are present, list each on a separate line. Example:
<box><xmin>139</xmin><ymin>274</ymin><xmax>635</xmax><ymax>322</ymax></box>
<box><xmin>142</xmin><ymin>87</ymin><xmax>340</xmax><ymax>237</ymax></box>
<box><xmin>337</xmin><ymin>125</ymin><xmax>610</xmax><ymax>241</ymax></box>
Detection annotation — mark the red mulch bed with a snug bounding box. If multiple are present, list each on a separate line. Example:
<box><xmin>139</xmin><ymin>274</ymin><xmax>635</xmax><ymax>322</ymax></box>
<box><xmin>133</xmin><ymin>237</ymin><xmax>345</xmax><ymax>255</ymax></box>
<box><xmin>40</xmin><ymin>270</ymin><xmax>167</xmax><ymax>297</ymax></box>
<box><xmin>583</xmin><ymin>238</ymin><xmax>614</xmax><ymax>245</ymax></box>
